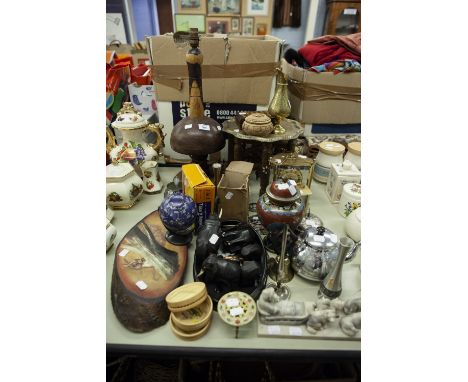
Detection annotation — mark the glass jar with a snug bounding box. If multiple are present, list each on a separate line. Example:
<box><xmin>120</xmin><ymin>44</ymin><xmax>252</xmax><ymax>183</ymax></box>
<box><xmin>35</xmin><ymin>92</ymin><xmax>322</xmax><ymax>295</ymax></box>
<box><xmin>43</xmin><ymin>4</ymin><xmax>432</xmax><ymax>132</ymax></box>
<box><xmin>313</xmin><ymin>141</ymin><xmax>345</xmax><ymax>183</ymax></box>
<box><xmin>344</xmin><ymin>142</ymin><xmax>361</xmax><ymax>170</ymax></box>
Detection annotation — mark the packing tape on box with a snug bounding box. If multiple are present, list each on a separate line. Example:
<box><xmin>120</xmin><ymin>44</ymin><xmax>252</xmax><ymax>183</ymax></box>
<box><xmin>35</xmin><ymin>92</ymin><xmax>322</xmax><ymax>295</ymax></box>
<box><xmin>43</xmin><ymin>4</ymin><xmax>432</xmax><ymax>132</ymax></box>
<box><xmin>288</xmin><ymin>79</ymin><xmax>361</xmax><ymax>102</ymax></box>
<box><xmin>151</xmin><ymin>63</ymin><xmax>278</xmax><ymax>90</ymax></box>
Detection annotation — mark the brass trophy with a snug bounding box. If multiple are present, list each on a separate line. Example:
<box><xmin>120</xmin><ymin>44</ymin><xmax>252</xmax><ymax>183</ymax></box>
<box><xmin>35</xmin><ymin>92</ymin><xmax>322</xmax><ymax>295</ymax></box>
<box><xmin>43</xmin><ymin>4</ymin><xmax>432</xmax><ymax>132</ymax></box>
<box><xmin>268</xmin><ymin>68</ymin><xmax>291</xmax><ymax>135</ymax></box>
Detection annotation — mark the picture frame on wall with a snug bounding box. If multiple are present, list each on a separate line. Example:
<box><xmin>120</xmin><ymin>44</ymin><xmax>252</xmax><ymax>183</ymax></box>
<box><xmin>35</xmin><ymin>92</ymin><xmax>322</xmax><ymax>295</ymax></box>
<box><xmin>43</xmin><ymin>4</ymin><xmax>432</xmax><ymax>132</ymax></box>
<box><xmin>231</xmin><ymin>17</ymin><xmax>240</xmax><ymax>32</ymax></box>
<box><xmin>241</xmin><ymin>17</ymin><xmax>254</xmax><ymax>36</ymax></box>
<box><xmin>246</xmin><ymin>0</ymin><xmax>269</xmax><ymax>16</ymax></box>
<box><xmin>206</xmin><ymin>17</ymin><xmax>231</xmax><ymax>33</ymax></box>
<box><xmin>256</xmin><ymin>22</ymin><xmax>267</xmax><ymax>35</ymax></box>
<box><xmin>207</xmin><ymin>0</ymin><xmax>241</xmax><ymax>16</ymax></box>
<box><xmin>175</xmin><ymin>14</ymin><xmax>206</xmax><ymax>32</ymax></box>
<box><xmin>177</xmin><ymin>0</ymin><xmax>206</xmax><ymax>14</ymax></box>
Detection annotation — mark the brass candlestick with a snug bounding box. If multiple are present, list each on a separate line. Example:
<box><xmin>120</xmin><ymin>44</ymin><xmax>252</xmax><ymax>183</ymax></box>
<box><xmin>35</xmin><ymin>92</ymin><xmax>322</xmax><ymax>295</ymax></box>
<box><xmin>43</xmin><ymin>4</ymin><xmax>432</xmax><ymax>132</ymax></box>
<box><xmin>268</xmin><ymin>68</ymin><xmax>291</xmax><ymax>135</ymax></box>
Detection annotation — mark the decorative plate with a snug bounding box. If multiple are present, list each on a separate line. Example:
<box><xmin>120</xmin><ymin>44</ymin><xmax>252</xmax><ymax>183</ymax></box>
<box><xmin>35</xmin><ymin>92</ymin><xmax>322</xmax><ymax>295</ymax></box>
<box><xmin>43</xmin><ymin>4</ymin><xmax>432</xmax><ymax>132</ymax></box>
<box><xmin>217</xmin><ymin>291</ymin><xmax>257</xmax><ymax>327</ymax></box>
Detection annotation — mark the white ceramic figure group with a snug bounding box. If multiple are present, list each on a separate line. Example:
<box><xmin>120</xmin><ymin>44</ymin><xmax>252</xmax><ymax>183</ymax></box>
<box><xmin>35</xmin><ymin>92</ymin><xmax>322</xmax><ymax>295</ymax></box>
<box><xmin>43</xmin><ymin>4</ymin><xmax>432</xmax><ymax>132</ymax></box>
<box><xmin>257</xmin><ymin>288</ymin><xmax>361</xmax><ymax>337</ymax></box>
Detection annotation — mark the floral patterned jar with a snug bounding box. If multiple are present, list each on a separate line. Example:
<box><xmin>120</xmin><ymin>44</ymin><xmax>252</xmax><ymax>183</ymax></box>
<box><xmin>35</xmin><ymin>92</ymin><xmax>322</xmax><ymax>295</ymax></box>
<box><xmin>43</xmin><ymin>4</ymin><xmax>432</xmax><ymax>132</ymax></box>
<box><xmin>313</xmin><ymin>141</ymin><xmax>345</xmax><ymax>183</ymax></box>
<box><xmin>106</xmin><ymin>162</ymin><xmax>144</xmax><ymax>209</ymax></box>
<box><xmin>338</xmin><ymin>183</ymin><xmax>361</xmax><ymax>218</ymax></box>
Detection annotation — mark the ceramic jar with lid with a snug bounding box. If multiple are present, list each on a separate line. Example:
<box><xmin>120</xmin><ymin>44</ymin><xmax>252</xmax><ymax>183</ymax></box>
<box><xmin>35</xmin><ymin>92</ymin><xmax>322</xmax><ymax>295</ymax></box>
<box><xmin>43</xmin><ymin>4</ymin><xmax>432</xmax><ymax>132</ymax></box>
<box><xmin>338</xmin><ymin>183</ymin><xmax>361</xmax><ymax>217</ymax></box>
<box><xmin>242</xmin><ymin>113</ymin><xmax>274</xmax><ymax>137</ymax></box>
<box><xmin>166</xmin><ymin>282</ymin><xmax>213</xmax><ymax>340</ymax></box>
<box><xmin>326</xmin><ymin>160</ymin><xmax>361</xmax><ymax>203</ymax></box>
<box><xmin>106</xmin><ymin>218</ymin><xmax>117</xmax><ymax>251</ymax></box>
<box><xmin>106</xmin><ymin>162</ymin><xmax>144</xmax><ymax>209</ymax></box>
<box><xmin>313</xmin><ymin>141</ymin><xmax>345</xmax><ymax>183</ymax></box>
<box><xmin>256</xmin><ymin>179</ymin><xmax>305</xmax><ymax>229</ymax></box>
<box><xmin>344</xmin><ymin>141</ymin><xmax>361</xmax><ymax>170</ymax></box>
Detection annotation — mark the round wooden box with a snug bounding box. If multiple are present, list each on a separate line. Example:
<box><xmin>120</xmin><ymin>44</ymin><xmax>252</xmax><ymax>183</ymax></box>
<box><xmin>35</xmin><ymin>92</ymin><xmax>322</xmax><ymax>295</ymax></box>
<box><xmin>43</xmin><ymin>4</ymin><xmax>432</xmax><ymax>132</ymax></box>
<box><xmin>165</xmin><ymin>282</ymin><xmax>213</xmax><ymax>339</ymax></box>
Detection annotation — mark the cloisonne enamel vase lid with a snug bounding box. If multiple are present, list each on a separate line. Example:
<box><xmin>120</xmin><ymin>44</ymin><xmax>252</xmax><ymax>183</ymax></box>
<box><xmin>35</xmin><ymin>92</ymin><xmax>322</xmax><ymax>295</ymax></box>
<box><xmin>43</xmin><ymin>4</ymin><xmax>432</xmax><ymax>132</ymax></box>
<box><xmin>159</xmin><ymin>192</ymin><xmax>197</xmax><ymax>233</ymax></box>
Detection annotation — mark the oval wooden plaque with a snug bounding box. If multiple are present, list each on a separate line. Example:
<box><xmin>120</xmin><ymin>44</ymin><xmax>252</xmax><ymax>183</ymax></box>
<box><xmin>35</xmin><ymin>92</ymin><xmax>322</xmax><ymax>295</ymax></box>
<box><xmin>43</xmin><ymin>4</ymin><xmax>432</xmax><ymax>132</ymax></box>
<box><xmin>111</xmin><ymin>210</ymin><xmax>188</xmax><ymax>333</ymax></box>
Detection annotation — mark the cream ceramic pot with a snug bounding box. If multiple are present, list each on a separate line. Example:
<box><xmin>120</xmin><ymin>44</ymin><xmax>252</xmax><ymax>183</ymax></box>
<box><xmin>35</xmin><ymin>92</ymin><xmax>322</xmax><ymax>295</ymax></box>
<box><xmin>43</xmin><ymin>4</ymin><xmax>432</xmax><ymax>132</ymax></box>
<box><xmin>106</xmin><ymin>162</ymin><xmax>144</xmax><ymax>209</ymax></box>
<box><xmin>313</xmin><ymin>141</ymin><xmax>345</xmax><ymax>183</ymax></box>
<box><xmin>345</xmin><ymin>207</ymin><xmax>361</xmax><ymax>242</ymax></box>
<box><xmin>344</xmin><ymin>142</ymin><xmax>361</xmax><ymax>170</ymax></box>
<box><xmin>338</xmin><ymin>183</ymin><xmax>361</xmax><ymax>218</ymax></box>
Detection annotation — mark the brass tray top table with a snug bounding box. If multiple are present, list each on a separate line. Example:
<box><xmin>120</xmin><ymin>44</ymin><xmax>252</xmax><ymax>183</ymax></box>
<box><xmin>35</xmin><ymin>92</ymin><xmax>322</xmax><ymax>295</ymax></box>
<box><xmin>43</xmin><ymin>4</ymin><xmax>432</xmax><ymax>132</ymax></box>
<box><xmin>222</xmin><ymin>118</ymin><xmax>304</xmax><ymax>196</ymax></box>
<box><xmin>107</xmin><ymin>167</ymin><xmax>360</xmax><ymax>360</ymax></box>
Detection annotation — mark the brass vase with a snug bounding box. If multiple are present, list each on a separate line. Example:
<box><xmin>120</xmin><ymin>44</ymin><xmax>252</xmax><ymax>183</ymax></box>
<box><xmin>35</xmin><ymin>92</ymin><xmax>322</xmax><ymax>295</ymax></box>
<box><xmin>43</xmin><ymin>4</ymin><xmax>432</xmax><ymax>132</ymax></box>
<box><xmin>268</xmin><ymin>69</ymin><xmax>291</xmax><ymax>135</ymax></box>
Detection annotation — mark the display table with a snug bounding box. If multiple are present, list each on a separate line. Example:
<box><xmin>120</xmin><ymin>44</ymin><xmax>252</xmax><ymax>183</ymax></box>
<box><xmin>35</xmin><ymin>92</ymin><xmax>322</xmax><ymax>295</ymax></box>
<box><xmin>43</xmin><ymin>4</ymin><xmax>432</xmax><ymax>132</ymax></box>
<box><xmin>107</xmin><ymin>167</ymin><xmax>361</xmax><ymax>359</ymax></box>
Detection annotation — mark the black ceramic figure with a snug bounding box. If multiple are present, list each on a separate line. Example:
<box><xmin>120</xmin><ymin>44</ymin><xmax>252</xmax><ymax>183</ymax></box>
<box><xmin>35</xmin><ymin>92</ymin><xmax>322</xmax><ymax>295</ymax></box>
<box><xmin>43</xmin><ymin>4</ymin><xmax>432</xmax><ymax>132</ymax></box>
<box><xmin>159</xmin><ymin>192</ymin><xmax>197</xmax><ymax>246</ymax></box>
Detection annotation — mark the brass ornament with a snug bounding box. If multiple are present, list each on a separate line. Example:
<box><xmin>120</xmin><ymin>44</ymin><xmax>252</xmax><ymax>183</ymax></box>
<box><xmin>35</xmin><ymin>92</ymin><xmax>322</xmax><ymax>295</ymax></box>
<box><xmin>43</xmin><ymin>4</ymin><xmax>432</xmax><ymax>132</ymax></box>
<box><xmin>268</xmin><ymin>68</ymin><xmax>291</xmax><ymax>135</ymax></box>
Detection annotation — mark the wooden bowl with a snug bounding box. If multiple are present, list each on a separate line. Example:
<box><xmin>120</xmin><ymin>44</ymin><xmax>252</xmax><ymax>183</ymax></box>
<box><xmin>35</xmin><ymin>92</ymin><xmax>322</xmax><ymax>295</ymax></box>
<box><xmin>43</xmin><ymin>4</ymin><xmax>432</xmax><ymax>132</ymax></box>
<box><xmin>169</xmin><ymin>314</ymin><xmax>211</xmax><ymax>341</ymax></box>
<box><xmin>171</xmin><ymin>295</ymin><xmax>213</xmax><ymax>332</ymax></box>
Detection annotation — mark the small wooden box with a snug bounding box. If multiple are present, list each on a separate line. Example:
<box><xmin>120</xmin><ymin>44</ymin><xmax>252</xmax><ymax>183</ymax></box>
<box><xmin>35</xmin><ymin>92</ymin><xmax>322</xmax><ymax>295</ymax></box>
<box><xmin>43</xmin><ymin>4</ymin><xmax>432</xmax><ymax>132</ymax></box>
<box><xmin>326</xmin><ymin>161</ymin><xmax>361</xmax><ymax>203</ymax></box>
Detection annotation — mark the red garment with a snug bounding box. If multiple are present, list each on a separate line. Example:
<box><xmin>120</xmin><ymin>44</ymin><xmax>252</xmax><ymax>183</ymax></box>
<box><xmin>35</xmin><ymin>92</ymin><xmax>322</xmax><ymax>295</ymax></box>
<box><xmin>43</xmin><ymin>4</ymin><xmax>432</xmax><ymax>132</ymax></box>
<box><xmin>299</xmin><ymin>33</ymin><xmax>361</xmax><ymax>67</ymax></box>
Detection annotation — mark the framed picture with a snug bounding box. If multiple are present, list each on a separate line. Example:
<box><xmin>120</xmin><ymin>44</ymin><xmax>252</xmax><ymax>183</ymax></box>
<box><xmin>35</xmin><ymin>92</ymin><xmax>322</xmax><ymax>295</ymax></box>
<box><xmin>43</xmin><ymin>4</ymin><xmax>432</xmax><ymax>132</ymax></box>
<box><xmin>207</xmin><ymin>0</ymin><xmax>241</xmax><ymax>15</ymax></box>
<box><xmin>231</xmin><ymin>17</ymin><xmax>240</xmax><ymax>32</ymax></box>
<box><xmin>241</xmin><ymin>17</ymin><xmax>254</xmax><ymax>36</ymax></box>
<box><xmin>175</xmin><ymin>14</ymin><xmax>206</xmax><ymax>32</ymax></box>
<box><xmin>246</xmin><ymin>0</ymin><xmax>269</xmax><ymax>16</ymax></box>
<box><xmin>256</xmin><ymin>22</ymin><xmax>267</xmax><ymax>35</ymax></box>
<box><xmin>177</xmin><ymin>0</ymin><xmax>206</xmax><ymax>14</ymax></box>
<box><xmin>206</xmin><ymin>17</ymin><xmax>231</xmax><ymax>33</ymax></box>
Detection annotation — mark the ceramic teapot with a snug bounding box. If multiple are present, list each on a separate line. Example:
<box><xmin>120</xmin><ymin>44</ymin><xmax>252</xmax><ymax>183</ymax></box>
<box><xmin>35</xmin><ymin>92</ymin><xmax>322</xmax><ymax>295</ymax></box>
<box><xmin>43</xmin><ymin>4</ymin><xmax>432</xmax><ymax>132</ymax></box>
<box><xmin>291</xmin><ymin>225</ymin><xmax>360</xmax><ymax>282</ymax></box>
<box><xmin>110</xmin><ymin>102</ymin><xmax>165</xmax><ymax>193</ymax></box>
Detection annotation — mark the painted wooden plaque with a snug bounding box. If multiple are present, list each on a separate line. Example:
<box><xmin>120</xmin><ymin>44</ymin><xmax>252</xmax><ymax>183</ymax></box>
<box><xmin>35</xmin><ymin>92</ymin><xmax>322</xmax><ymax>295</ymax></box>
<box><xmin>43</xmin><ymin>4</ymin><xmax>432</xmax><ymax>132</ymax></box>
<box><xmin>111</xmin><ymin>210</ymin><xmax>188</xmax><ymax>333</ymax></box>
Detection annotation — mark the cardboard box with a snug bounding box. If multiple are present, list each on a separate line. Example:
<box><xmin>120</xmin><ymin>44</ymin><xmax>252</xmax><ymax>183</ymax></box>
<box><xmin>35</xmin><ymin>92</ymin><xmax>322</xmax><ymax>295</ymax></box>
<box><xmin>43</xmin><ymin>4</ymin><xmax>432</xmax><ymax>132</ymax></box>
<box><xmin>182</xmin><ymin>164</ymin><xmax>215</xmax><ymax>229</ymax></box>
<box><xmin>281</xmin><ymin>59</ymin><xmax>361</xmax><ymax>124</ymax></box>
<box><xmin>217</xmin><ymin>161</ymin><xmax>254</xmax><ymax>223</ymax></box>
<box><xmin>146</xmin><ymin>34</ymin><xmax>282</xmax><ymax>105</ymax></box>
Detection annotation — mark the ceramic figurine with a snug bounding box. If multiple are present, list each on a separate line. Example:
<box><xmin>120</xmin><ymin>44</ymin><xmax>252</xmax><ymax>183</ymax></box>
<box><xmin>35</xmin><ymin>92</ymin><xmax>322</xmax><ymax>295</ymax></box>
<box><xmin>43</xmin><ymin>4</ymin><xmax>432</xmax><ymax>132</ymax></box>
<box><xmin>339</xmin><ymin>312</ymin><xmax>361</xmax><ymax>337</ymax></box>
<box><xmin>306</xmin><ymin>309</ymin><xmax>336</xmax><ymax>334</ymax></box>
<box><xmin>257</xmin><ymin>287</ymin><xmax>310</xmax><ymax>325</ymax></box>
<box><xmin>343</xmin><ymin>297</ymin><xmax>361</xmax><ymax>314</ymax></box>
<box><xmin>159</xmin><ymin>192</ymin><xmax>197</xmax><ymax>246</ymax></box>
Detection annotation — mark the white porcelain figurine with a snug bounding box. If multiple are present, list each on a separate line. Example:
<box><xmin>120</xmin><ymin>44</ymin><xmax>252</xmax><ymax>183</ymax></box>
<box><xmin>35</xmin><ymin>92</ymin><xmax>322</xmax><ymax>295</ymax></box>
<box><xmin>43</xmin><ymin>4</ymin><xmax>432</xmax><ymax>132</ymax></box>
<box><xmin>339</xmin><ymin>312</ymin><xmax>361</xmax><ymax>337</ymax></box>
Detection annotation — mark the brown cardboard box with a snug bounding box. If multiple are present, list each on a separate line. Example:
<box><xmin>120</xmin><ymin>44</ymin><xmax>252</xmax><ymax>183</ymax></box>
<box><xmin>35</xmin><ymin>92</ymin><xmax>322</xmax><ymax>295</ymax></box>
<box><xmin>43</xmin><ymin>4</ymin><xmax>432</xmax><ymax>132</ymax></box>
<box><xmin>281</xmin><ymin>59</ymin><xmax>361</xmax><ymax>124</ymax></box>
<box><xmin>217</xmin><ymin>161</ymin><xmax>254</xmax><ymax>223</ymax></box>
<box><xmin>146</xmin><ymin>34</ymin><xmax>283</xmax><ymax>105</ymax></box>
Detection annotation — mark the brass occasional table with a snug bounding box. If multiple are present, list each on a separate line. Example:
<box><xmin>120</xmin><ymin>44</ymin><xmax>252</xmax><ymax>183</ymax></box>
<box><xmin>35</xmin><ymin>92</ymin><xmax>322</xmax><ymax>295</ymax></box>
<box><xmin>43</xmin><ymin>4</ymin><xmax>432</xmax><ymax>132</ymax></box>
<box><xmin>222</xmin><ymin>118</ymin><xmax>304</xmax><ymax>196</ymax></box>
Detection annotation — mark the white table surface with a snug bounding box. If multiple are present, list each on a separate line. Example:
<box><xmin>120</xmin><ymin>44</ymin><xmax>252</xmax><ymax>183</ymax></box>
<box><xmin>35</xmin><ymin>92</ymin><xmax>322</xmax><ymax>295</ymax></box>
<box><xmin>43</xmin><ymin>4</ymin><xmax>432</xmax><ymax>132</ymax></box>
<box><xmin>106</xmin><ymin>166</ymin><xmax>361</xmax><ymax>356</ymax></box>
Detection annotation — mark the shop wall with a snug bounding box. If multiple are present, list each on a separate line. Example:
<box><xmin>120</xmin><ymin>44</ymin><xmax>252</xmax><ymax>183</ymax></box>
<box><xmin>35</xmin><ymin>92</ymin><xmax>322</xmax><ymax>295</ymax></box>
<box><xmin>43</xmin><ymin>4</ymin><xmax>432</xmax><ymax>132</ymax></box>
<box><xmin>270</xmin><ymin>0</ymin><xmax>310</xmax><ymax>50</ymax></box>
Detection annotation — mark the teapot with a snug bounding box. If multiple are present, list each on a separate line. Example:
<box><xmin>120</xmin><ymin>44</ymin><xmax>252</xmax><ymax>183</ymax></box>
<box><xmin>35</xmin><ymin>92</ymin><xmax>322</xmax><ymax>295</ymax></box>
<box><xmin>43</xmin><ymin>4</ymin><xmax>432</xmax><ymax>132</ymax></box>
<box><xmin>291</xmin><ymin>225</ymin><xmax>360</xmax><ymax>282</ymax></box>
